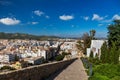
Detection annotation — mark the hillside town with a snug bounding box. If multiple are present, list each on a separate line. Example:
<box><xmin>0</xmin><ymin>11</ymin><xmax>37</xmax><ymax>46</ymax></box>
<box><xmin>0</xmin><ymin>39</ymin><xmax>78</xmax><ymax>71</ymax></box>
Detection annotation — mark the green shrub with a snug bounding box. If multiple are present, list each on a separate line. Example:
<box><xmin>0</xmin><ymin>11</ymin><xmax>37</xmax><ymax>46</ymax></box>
<box><xmin>92</xmin><ymin>64</ymin><xmax>120</xmax><ymax>79</ymax></box>
<box><xmin>55</xmin><ymin>54</ymin><xmax>64</xmax><ymax>61</ymax></box>
<box><xmin>89</xmin><ymin>73</ymin><xmax>110</xmax><ymax>80</ymax></box>
<box><xmin>88</xmin><ymin>62</ymin><xmax>120</xmax><ymax>80</ymax></box>
<box><xmin>89</xmin><ymin>51</ymin><xmax>93</xmax><ymax>58</ymax></box>
<box><xmin>0</xmin><ymin>66</ymin><xmax>16</xmax><ymax>70</ymax></box>
<box><xmin>89</xmin><ymin>58</ymin><xmax>101</xmax><ymax>65</ymax></box>
<box><xmin>62</xmin><ymin>52</ymin><xmax>70</xmax><ymax>56</ymax></box>
<box><xmin>111</xmin><ymin>76</ymin><xmax>120</xmax><ymax>80</ymax></box>
<box><xmin>55</xmin><ymin>52</ymin><xmax>70</xmax><ymax>61</ymax></box>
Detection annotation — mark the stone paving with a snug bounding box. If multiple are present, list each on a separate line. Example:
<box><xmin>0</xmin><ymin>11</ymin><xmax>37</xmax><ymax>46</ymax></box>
<box><xmin>47</xmin><ymin>59</ymin><xmax>88</xmax><ymax>80</ymax></box>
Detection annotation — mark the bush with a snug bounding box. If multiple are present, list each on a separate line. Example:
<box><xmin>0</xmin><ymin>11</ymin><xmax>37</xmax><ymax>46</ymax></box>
<box><xmin>89</xmin><ymin>73</ymin><xmax>110</xmax><ymax>80</ymax></box>
<box><xmin>89</xmin><ymin>51</ymin><xmax>93</xmax><ymax>58</ymax></box>
<box><xmin>89</xmin><ymin>58</ymin><xmax>101</xmax><ymax>65</ymax></box>
<box><xmin>55</xmin><ymin>54</ymin><xmax>64</xmax><ymax>61</ymax></box>
<box><xmin>89</xmin><ymin>64</ymin><xmax>120</xmax><ymax>80</ymax></box>
<box><xmin>111</xmin><ymin>76</ymin><xmax>120</xmax><ymax>80</ymax></box>
<box><xmin>55</xmin><ymin>52</ymin><xmax>70</xmax><ymax>61</ymax></box>
<box><xmin>0</xmin><ymin>66</ymin><xmax>16</xmax><ymax>70</ymax></box>
<box><xmin>93</xmin><ymin>64</ymin><xmax>119</xmax><ymax>78</ymax></box>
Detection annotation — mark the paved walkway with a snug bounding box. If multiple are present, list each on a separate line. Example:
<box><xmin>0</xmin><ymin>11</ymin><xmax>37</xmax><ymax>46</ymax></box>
<box><xmin>47</xmin><ymin>59</ymin><xmax>88</xmax><ymax>80</ymax></box>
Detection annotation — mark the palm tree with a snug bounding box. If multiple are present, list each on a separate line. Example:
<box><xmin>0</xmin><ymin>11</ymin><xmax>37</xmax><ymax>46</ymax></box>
<box><xmin>90</xmin><ymin>30</ymin><xmax>96</xmax><ymax>40</ymax></box>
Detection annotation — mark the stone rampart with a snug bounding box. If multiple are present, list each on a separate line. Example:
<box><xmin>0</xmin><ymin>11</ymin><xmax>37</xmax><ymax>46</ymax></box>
<box><xmin>0</xmin><ymin>58</ymin><xmax>77</xmax><ymax>80</ymax></box>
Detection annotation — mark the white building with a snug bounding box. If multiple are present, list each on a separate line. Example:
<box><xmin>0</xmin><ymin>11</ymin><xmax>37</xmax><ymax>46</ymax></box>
<box><xmin>0</xmin><ymin>54</ymin><xmax>15</xmax><ymax>63</ymax></box>
<box><xmin>24</xmin><ymin>57</ymin><xmax>44</xmax><ymax>65</ymax></box>
<box><xmin>20</xmin><ymin>48</ymin><xmax>54</xmax><ymax>60</ymax></box>
<box><xmin>60</xmin><ymin>42</ymin><xmax>76</xmax><ymax>50</ymax></box>
<box><xmin>87</xmin><ymin>40</ymin><xmax>107</xmax><ymax>57</ymax></box>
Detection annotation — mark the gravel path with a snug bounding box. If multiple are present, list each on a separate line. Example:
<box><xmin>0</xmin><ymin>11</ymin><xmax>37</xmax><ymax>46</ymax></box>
<box><xmin>47</xmin><ymin>59</ymin><xmax>88</xmax><ymax>80</ymax></box>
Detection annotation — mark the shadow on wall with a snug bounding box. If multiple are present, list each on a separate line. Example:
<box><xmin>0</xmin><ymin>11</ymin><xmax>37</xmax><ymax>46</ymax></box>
<box><xmin>45</xmin><ymin>59</ymin><xmax>76</xmax><ymax>80</ymax></box>
<box><xmin>0</xmin><ymin>58</ymin><xmax>77</xmax><ymax>80</ymax></box>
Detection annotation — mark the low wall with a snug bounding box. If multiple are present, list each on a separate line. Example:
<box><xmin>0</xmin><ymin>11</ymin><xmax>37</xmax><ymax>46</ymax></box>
<box><xmin>0</xmin><ymin>58</ymin><xmax>77</xmax><ymax>80</ymax></box>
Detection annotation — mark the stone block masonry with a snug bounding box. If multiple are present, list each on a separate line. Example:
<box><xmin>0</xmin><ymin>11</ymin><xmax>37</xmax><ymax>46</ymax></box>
<box><xmin>0</xmin><ymin>58</ymin><xmax>77</xmax><ymax>80</ymax></box>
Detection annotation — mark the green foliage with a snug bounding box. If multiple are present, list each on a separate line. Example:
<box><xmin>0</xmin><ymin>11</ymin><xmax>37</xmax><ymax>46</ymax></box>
<box><xmin>108</xmin><ymin>20</ymin><xmax>120</xmax><ymax>49</ymax></box>
<box><xmin>14</xmin><ymin>54</ymin><xmax>19</xmax><ymax>61</ymax></box>
<box><xmin>77</xmin><ymin>32</ymin><xmax>91</xmax><ymax>54</ymax></box>
<box><xmin>62</xmin><ymin>52</ymin><xmax>70</xmax><ymax>56</ymax></box>
<box><xmin>95</xmin><ymin>53</ymin><xmax>99</xmax><ymax>61</ymax></box>
<box><xmin>82</xmin><ymin>33</ymin><xmax>91</xmax><ymax>52</ymax></box>
<box><xmin>55</xmin><ymin>52</ymin><xmax>70</xmax><ymax>61</ymax></box>
<box><xmin>0</xmin><ymin>66</ymin><xmax>16</xmax><ymax>70</ymax></box>
<box><xmin>100</xmin><ymin>41</ymin><xmax>119</xmax><ymax>64</ymax></box>
<box><xmin>111</xmin><ymin>76</ymin><xmax>120</xmax><ymax>80</ymax></box>
<box><xmin>89</xmin><ymin>58</ymin><xmax>101</xmax><ymax>65</ymax></box>
<box><xmin>107</xmin><ymin>20</ymin><xmax>120</xmax><ymax>64</ymax></box>
<box><xmin>76</xmin><ymin>40</ymin><xmax>84</xmax><ymax>52</ymax></box>
<box><xmin>89</xmin><ymin>73</ymin><xmax>110</xmax><ymax>80</ymax></box>
<box><xmin>77</xmin><ymin>30</ymin><xmax>96</xmax><ymax>54</ymax></box>
<box><xmin>100</xmin><ymin>42</ymin><xmax>109</xmax><ymax>63</ymax></box>
<box><xmin>55</xmin><ymin>54</ymin><xmax>64</xmax><ymax>61</ymax></box>
<box><xmin>90</xmin><ymin>30</ymin><xmax>96</xmax><ymax>40</ymax></box>
<box><xmin>89</xmin><ymin>51</ymin><xmax>94</xmax><ymax>58</ymax></box>
<box><xmin>109</xmin><ymin>42</ymin><xmax>119</xmax><ymax>64</ymax></box>
<box><xmin>89</xmin><ymin>51</ymin><xmax>101</xmax><ymax>65</ymax></box>
<box><xmin>92</xmin><ymin>64</ymin><xmax>120</xmax><ymax>79</ymax></box>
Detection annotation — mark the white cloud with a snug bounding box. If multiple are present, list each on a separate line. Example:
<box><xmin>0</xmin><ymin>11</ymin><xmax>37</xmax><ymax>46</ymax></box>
<box><xmin>102</xmin><ymin>19</ymin><xmax>112</xmax><ymax>23</ymax></box>
<box><xmin>98</xmin><ymin>24</ymin><xmax>103</xmax><ymax>27</ymax></box>
<box><xmin>59</xmin><ymin>15</ymin><xmax>74</xmax><ymax>21</ymax></box>
<box><xmin>0</xmin><ymin>17</ymin><xmax>20</xmax><ymax>25</ymax></box>
<box><xmin>33</xmin><ymin>10</ymin><xmax>50</xmax><ymax>19</ymax></box>
<box><xmin>32</xmin><ymin>22</ymin><xmax>38</xmax><ymax>25</ymax></box>
<box><xmin>92</xmin><ymin>14</ymin><xmax>104</xmax><ymax>21</ymax></box>
<box><xmin>83</xmin><ymin>16</ymin><xmax>89</xmax><ymax>21</ymax></box>
<box><xmin>112</xmin><ymin>14</ymin><xmax>120</xmax><ymax>20</ymax></box>
<box><xmin>33</xmin><ymin>10</ymin><xmax>44</xmax><ymax>16</ymax></box>
<box><xmin>101</xmin><ymin>14</ymin><xmax>120</xmax><ymax>23</ymax></box>
<box><xmin>45</xmin><ymin>15</ymin><xmax>50</xmax><ymax>19</ymax></box>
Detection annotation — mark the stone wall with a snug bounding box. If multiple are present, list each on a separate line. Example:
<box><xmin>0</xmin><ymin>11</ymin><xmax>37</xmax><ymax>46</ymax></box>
<box><xmin>0</xmin><ymin>58</ymin><xmax>77</xmax><ymax>80</ymax></box>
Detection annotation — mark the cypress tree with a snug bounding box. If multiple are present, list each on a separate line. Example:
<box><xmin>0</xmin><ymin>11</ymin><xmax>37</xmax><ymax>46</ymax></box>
<box><xmin>110</xmin><ymin>42</ymin><xmax>119</xmax><ymax>64</ymax></box>
<box><xmin>101</xmin><ymin>42</ymin><xmax>108</xmax><ymax>63</ymax></box>
<box><xmin>90</xmin><ymin>51</ymin><xmax>94</xmax><ymax>58</ymax></box>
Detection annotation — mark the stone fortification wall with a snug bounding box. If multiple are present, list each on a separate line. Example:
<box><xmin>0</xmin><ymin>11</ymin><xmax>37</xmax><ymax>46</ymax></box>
<box><xmin>0</xmin><ymin>58</ymin><xmax>76</xmax><ymax>80</ymax></box>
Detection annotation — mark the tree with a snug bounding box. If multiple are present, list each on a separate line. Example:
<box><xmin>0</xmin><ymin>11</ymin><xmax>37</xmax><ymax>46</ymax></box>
<box><xmin>14</xmin><ymin>54</ymin><xmax>19</xmax><ymax>61</ymax></box>
<box><xmin>89</xmin><ymin>51</ymin><xmax>95</xmax><ymax>63</ymax></box>
<box><xmin>76</xmin><ymin>40</ymin><xmax>84</xmax><ymax>53</ymax></box>
<box><xmin>0</xmin><ymin>66</ymin><xmax>16</xmax><ymax>70</ymax></box>
<box><xmin>77</xmin><ymin>30</ymin><xmax>96</xmax><ymax>55</ymax></box>
<box><xmin>77</xmin><ymin>32</ymin><xmax>92</xmax><ymax>55</ymax></box>
<box><xmin>90</xmin><ymin>51</ymin><xmax>94</xmax><ymax>58</ymax></box>
<box><xmin>90</xmin><ymin>30</ymin><xmax>96</xmax><ymax>40</ymax></box>
<box><xmin>95</xmin><ymin>53</ymin><xmax>99</xmax><ymax>60</ymax></box>
<box><xmin>82</xmin><ymin>33</ymin><xmax>91</xmax><ymax>54</ymax></box>
<box><xmin>107</xmin><ymin>20</ymin><xmax>120</xmax><ymax>64</ymax></box>
<box><xmin>109</xmin><ymin>42</ymin><xmax>119</xmax><ymax>64</ymax></box>
<box><xmin>108</xmin><ymin>20</ymin><xmax>120</xmax><ymax>49</ymax></box>
<box><xmin>100</xmin><ymin>42</ymin><xmax>108</xmax><ymax>63</ymax></box>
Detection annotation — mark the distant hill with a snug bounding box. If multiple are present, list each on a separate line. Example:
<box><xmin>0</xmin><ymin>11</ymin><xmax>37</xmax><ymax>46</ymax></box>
<box><xmin>0</xmin><ymin>32</ymin><xmax>59</xmax><ymax>40</ymax></box>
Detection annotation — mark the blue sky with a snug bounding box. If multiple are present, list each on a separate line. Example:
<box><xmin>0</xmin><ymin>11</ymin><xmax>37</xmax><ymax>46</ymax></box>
<box><xmin>0</xmin><ymin>0</ymin><xmax>120</xmax><ymax>37</ymax></box>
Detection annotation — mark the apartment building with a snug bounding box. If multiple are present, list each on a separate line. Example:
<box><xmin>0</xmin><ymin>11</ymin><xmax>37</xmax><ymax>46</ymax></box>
<box><xmin>0</xmin><ymin>54</ymin><xmax>15</xmax><ymax>63</ymax></box>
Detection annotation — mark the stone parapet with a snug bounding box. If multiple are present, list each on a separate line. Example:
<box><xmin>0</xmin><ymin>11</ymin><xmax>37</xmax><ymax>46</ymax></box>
<box><xmin>0</xmin><ymin>58</ymin><xmax>77</xmax><ymax>80</ymax></box>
